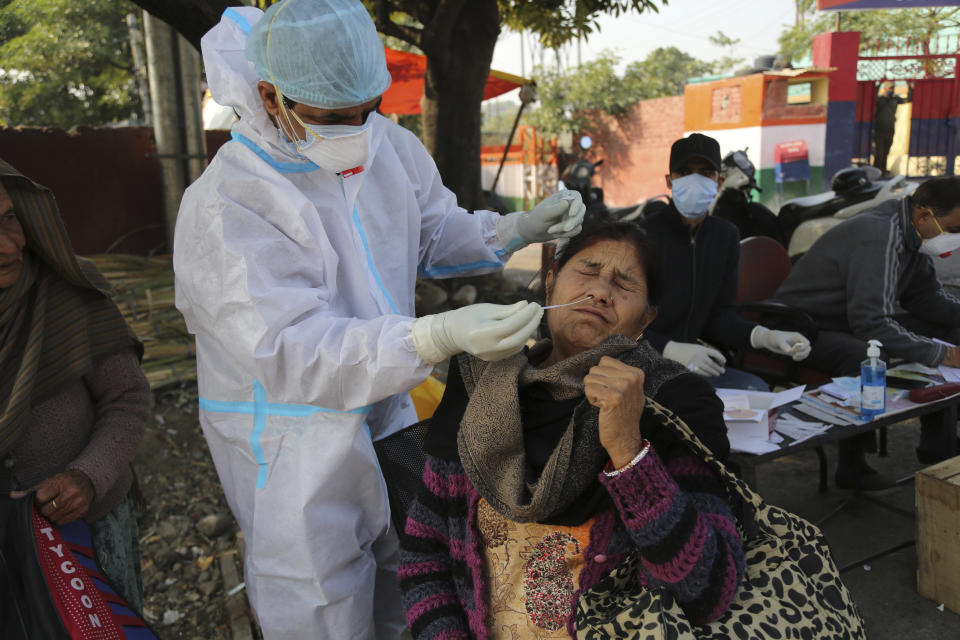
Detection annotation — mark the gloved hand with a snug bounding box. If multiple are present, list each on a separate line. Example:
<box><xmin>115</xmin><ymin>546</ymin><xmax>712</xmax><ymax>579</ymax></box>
<box><xmin>495</xmin><ymin>190</ymin><xmax>586</xmax><ymax>251</ymax></box>
<box><xmin>411</xmin><ymin>301</ymin><xmax>544</xmax><ymax>365</ymax></box>
<box><xmin>750</xmin><ymin>326</ymin><xmax>811</xmax><ymax>361</ymax></box>
<box><xmin>662</xmin><ymin>341</ymin><xmax>726</xmax><ymax>376</ymax></box>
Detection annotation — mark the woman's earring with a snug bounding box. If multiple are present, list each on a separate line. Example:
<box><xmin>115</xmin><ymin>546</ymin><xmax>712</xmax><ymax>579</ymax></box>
<box><xmin>634</xmin><ymin>332</ymin><xmax>644</xmax><ymax>343</ymax></box>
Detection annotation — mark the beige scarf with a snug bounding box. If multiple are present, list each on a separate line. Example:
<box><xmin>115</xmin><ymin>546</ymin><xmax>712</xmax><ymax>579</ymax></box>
<box><xmin>456</xmin><ymin>335</ymin><xmax>686</xmax><ymax>523</ymax></box>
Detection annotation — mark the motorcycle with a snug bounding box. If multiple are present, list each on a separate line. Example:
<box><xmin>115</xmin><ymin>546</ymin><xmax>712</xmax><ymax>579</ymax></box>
<box><xmin>709</xmin><ymin>149</ymin><xmax>916</xmax><ymax>259</ymax></box>
<box><xmin>711</xmin><ymin>149</ymin><xmax>785</xmax><ymax>246</ymax></box>
<box><xmin>780</xmin><ymin>165</ymin><xmax>916</xmax><ymax>258</ymax></box>
<box><xmin>558</xmin><ymin>135</ymin><xmax>644</xmax><ymax>223</ymax></box>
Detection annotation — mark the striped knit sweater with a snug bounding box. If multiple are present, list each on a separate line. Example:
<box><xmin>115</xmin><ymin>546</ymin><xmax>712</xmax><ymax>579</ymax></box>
<box><xmin>399</xmin><ymin>437</ymin><xmax>745</xmax><ymax>639</ymax></box>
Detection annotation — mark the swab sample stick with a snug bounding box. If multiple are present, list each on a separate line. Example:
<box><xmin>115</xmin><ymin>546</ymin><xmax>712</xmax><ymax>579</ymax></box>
<box><xmin>543</xmin><ymin>295</ymin><xmax>594</xmax><ymax>310</ymax></box>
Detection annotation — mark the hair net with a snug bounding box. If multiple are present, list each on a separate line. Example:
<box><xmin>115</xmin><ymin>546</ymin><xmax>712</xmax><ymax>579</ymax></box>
<box><xmin>246</xmin><ymin>0</ymin><xmax>392</xmax><ymax>110</ymax></box>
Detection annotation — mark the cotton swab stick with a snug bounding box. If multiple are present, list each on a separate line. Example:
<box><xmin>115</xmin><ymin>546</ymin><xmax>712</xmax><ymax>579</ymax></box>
<box><xmin>543</xmin><ymin>295</ymin><xmax>594</xmax><ymax>310</ymax></box>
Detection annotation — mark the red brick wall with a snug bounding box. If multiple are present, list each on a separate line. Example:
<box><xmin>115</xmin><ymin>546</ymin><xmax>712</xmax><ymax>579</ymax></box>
<box><xmin>585</xmin><ymin>95</ymin><xmax>685</xmax><ymax>207</ymax></box>
<box><xmin>762</xmin><ymin>79</ymin><xmax>827</xmax><ymax>121</ymax></box>
<box><xmin>711</xmin><ymin>86</ymin><xmax>742</xmax><ymax>125</ymax></box>
<box><xmin>0</xmin><ymin>126</ymin><xmax>230</xmax><ymax>256</ymax></box>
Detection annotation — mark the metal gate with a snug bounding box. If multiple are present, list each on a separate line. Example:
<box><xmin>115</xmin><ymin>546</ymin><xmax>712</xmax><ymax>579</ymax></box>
<box><xmin>854</xmin><ymin>34</ymin><xmax>960</xmax><ymax>177</ymax></box>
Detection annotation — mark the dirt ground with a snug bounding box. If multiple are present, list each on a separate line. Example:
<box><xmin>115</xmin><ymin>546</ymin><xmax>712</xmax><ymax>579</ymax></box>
<box><xmin>135</xmin><ymin>383</ymin><xmax>249</xmax><ymax>639</ymax></box>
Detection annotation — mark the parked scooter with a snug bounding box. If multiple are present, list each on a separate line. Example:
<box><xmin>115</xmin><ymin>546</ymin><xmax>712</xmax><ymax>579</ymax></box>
<box><xmin>781</xmin><ymin>165</ymin><xmax>917</xmax><ymax>258</ymax></box>
<box><xmin>711</xmin><ymin>149</ymin><xmax>785</xmax><ymax>245</ymax></box>
<box><xmin>706</xmin><ymin>148</ymin><xmax>916</xmax><ymax>259</ymax></box>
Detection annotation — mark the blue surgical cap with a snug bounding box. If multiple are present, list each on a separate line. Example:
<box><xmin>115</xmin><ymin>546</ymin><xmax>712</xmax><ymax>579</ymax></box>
<box><xmin>246</xmin><ymin>0</ymin><xmax>392</xmax><ymax>109</ymax></box>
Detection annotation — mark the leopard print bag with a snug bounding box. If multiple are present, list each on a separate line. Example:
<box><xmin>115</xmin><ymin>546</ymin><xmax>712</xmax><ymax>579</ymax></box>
<box><xmin>575</xmin><ymin>398</ymin><xmax>866</xmax><ymax>640</ymax></box>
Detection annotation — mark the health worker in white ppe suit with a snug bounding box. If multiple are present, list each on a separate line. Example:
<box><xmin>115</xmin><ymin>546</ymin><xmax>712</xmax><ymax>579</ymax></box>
<box><xmin>172</xmin><ymin>2</ymin><xmax>585</xmax><ymax>639</ymax></box>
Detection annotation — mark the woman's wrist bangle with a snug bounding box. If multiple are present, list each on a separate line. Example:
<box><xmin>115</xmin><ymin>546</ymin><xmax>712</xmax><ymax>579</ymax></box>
<box><xmin>604</xmin><ymin>439</ymin><xmax>651</xmax><ymax>477</ymax></box>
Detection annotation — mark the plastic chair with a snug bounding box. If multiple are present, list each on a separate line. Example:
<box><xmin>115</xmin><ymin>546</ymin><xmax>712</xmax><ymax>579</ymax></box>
<box><xmin>732</xmin><ymin>236</ymin><xmax>830</xmax><ymax>388</ymax></box>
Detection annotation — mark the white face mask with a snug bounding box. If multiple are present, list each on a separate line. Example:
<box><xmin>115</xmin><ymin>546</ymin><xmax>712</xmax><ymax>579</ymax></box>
<box><xmin>277</xmin><ymin>96</ymin><xmax>373</xmax><ymax>174</ymax></box>
<box><xmin>671</xmin><ymin>173</ymin><xmax>718</xmax><ymax>219</ymax></box>
<box><xmin>919</xmin><ymin>231</ymin><xmax>960</xmax><ymax>258</ymax></box>
<box><xmin>916</xmin><ymin>208</ymin><xmax>960</xmax><ymax>258</ymax></box>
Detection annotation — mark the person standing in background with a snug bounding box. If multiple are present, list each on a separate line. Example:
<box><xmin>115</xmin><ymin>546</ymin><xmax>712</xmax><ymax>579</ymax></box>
<box><xmin>874</xmin><ymin>81</ymin><xmax>913</xmax><ymax>175</ymax></box>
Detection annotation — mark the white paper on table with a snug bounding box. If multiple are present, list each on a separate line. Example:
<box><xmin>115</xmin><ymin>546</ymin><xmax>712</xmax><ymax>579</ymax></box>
<box><xmin>820</xmin><ymin>377</ymin><xmax>860</xmax><ymax>402</ymax></box>
<box><xmin>719</xmin><ymin>394</ymin><xmax>767</xmax><ymax>422</ymax></box>
<box><xmin>775</xmin><ymin>415</ymin><xmax>830</xmax><ymax>445</ymax></box>
<box><xmin>895</xmin><ymin>362</ymin><xmax>941</xmax><ymax>377</ymax></box>
<box><xmin>939</xmin><ymin>365</ymin><xmax>960</xmax><ymax>383</ymax></box>
<box><xmin>720</xmin><ymin>394</ymin><xmax>750</xmax><ymax>410</ymax></box>
<box><xmin>717</xmin><ymin>385</ymin><xmax>805</xmax><ymax>441</ymax></box>
<box><xmin>715</xmin><ymin>385</ymin><xmax>805</xmax><ymax>411</ymax></box>
<box><xmin>728</xmin><ymin>431</ymin><xmax>781</xmax><ymax>454</ymax></box>
<box><xmin>777</xmin><ymin>415</ymin><xmax>824</xmax><ymax>428</ymax></box>
<box><xmin>727</xmin><ymin>420</ymin><xmax>770</xmax><ymax>441</ymax></box>
<box><xmin>723</xmin><ymin>408</ymin><xmax>767</xmax><ymax>423</ymax></box>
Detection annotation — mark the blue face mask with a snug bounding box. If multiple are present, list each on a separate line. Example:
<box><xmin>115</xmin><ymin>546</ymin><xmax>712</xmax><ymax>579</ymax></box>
<box><xmin>671</xmin><ymin>173</ymin><xmax>719</xmax><ymax>219</ymax></box>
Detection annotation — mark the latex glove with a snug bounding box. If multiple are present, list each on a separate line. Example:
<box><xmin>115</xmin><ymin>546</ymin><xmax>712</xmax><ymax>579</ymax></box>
<box><xmin>495</xmin><ymin>190</ymin><xmax>586</xmax><ymax>251</ymax></box>
<box><xmin>411</xmin><ymin>301</ymin><xmax>543</xmax><ymax>365</ymax></box>
<box><xmin>751</xmin><ymin>326</ymin><xmax>811</xmax><ymax>361</ymax></box>
<box><xmin>662</xmin><ymin>340</ymin><xmax>726</xmax><ymax>376</ymax></box>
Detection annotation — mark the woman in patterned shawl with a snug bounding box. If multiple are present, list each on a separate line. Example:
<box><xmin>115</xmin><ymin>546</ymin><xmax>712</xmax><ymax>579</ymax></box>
<box><xmin>0</xmin><ymin>158</ymin><xmax>150</xmax><ymax>611</ymax></box>
<box><xmin>399</xmin><ymin>220</ymin><xmax>745</xmax><ymax>639</ymax></box>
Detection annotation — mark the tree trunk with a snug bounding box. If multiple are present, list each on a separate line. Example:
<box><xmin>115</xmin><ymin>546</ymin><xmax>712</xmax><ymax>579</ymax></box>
<box><xmin>129</xmin><ymin>0</ymin><xmax>238</xmax><ymax>49</ymax></box>
<box><xmin>144</xmin><ymin>12</ymin><xmax>188</xmax><ymax>246</ymax></box>
<box><xmin>421</xmin><ymin>1</ymin><xmax>500</xmax><ymax>212</ymax></box>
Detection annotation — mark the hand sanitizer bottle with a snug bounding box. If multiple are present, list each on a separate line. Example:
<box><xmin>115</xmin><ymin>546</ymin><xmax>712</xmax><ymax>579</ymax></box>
<box><xmin>860</xmin><ymin>339</ymin><xmax>886</xmax><ymax>420</ymax></box>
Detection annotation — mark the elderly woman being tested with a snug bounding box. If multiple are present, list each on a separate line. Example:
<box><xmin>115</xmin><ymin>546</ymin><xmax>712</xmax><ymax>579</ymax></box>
<box><xmin>399</xmin><ymin>221</ymin><xmax>744</xmax><ymax>639</ymax></box>
<box><xmin>0</xmin><ymin>160</ymin><xmax>150</xmax><ymax>610</ymax></box>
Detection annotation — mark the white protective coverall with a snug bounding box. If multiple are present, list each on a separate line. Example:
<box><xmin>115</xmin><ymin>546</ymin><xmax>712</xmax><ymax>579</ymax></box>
<box><xmin>173</xmin><ymin>7</ymin><xmax>514</xmax><ymax>638</ymax></box>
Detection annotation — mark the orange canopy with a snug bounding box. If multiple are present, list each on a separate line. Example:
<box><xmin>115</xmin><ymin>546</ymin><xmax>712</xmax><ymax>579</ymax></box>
<box><xmin>381</xmin><ymin>48</ymin><xmax>527</xmax><ymax>115</ymax></box>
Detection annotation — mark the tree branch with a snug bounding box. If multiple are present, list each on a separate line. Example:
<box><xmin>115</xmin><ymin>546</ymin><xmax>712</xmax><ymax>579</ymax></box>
<box><xmin>105</xmin><ymin>60</ymin><xmax>135</xmax><ymax>74</ymax></box>
<box><xmin>373</xmin><ymin>0</ymin><xmax>423</xmax><ymax>48</ymax></box>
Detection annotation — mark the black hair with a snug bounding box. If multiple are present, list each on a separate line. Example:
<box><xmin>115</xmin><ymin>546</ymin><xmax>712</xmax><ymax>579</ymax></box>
<box><xmin>553</xmin><ymin>216</ymin><xmax>662</xmax><ymax>306</ymax></box>
<box><xmin>911</xmin><ymin>176</ymin><xmax>960</xmax><ymax>217</ymax></box>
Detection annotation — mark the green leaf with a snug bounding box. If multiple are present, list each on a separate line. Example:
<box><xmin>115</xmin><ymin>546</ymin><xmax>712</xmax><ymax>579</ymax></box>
<box><xmin>0</xmin><ymin>0</ymin><xmax>142</xmax><ymax>127</ymax></box>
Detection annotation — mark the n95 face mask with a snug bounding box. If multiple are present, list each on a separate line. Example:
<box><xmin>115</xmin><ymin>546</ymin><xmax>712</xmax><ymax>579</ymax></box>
<box><xmin>919</xmin><ymin>231</ymin><xmax>960</xmax><ymax>258</ymax></box>
<box><xmin>917</xmin><ymin>208</ymin><xmax>960</xmax><ymax>258</ymax></box>
<box><xmin>278</xmin><ymin>97</ymin><xmax>373</xmax><ymax>174</ymax></box>
<box><xmin>671</xmin><ymin>173</ymin><xmax>718</xmax><ymax>219</ymax></box>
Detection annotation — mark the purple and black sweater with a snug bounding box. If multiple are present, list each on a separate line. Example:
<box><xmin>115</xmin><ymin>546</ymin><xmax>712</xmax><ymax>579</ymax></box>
<box><xmin>399</xmin><ymin>369</ymin><xmax>745</xmax><ymax>639</ymax></box>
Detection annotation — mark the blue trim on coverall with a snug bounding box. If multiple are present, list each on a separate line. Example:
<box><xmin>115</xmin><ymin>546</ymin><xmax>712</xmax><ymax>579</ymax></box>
<box><xmin>199</xmin><ymin>381</ymin><xmax>372</xmax><ymax>489</ymax></box>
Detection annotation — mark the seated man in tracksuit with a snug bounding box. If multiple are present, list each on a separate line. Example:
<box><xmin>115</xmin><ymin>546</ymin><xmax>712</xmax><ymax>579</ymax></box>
<box><xmin>640</xmin><ymin>133</ymin><xmax>810</xmax><ymax>390</ymax></box>
<box><xmin>775</xmin><ymin>176</ymin><xmax>960</xmax><ymax>489</ymax></box>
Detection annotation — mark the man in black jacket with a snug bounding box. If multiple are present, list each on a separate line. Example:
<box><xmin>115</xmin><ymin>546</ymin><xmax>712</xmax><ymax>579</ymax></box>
<box><xmin>640</xmin><ymin>134</ymin><xmax>811</xmax><ymax>390</ymax></box>
<box><xmin>874</xmin><ymin>81</ymin><xmax>912</xmax><ymax>175</ymax></box>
